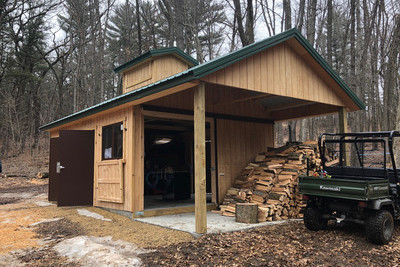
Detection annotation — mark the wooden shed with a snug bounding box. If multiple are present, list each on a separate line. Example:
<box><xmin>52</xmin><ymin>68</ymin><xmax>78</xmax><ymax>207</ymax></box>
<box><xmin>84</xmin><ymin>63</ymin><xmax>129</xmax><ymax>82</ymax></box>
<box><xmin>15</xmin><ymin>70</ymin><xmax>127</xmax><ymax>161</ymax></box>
<box><xmin>40</xmin><ymin>29</ymin><xmax>364</xmax><ymax>233</ymax></box>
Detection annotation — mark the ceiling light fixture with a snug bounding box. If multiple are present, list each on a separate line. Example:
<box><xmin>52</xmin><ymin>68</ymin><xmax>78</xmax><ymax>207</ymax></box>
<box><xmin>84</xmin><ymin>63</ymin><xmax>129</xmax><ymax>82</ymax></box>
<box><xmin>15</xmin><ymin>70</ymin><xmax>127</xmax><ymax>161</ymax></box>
<box><xmin>154</xmin><ymin>137</ymin><xmax>172</xmax><ymax>145</ymax></box>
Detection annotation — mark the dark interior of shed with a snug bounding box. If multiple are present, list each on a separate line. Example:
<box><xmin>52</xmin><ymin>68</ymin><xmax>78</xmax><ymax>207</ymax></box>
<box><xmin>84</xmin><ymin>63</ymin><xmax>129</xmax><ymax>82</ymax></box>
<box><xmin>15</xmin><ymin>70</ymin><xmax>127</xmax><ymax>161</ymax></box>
<box><xmin>144</xmin><ymin>117</ymin><xmax>212</xmax><ymax>210</ymax></box>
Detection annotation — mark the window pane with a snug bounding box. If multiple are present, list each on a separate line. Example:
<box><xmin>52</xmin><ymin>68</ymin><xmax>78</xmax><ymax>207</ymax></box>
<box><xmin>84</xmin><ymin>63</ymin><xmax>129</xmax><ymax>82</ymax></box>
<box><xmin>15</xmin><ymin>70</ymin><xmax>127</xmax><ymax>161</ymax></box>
<box><xmin>102</xmin><ymin>126</ymin><xmax>113</xmax><ymax>159</ymax></box>
<box><xmin>113</xmin><ymin>124</ymin><xmax>123</xmax><ymax>158</ymax></box>
<box><xmin>102</xmin><ymin>122</ymin><xmax>123</xmax><ymax>160</ymax></box>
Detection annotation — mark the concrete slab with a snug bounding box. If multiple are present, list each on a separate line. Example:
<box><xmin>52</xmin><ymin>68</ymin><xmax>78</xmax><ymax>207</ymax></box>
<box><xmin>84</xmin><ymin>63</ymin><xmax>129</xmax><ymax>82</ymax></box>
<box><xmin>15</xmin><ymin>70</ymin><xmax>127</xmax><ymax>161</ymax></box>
<box><xmin>136</xmin><ymin>212</ymin><xmax>301</xmax><ymax>235</ymax></box>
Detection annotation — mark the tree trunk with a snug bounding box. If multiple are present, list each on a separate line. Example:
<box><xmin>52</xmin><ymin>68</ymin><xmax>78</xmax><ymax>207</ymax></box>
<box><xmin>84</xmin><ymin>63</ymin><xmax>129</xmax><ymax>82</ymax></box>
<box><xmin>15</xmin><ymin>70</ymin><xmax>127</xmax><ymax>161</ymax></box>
<box><xmin>306</xmin><ymin>0</ymin><xmax>317</xmax><ymax>46</ymax></box>
<box><xmin>297</xmin><ymin>0</ymin><xmax>305</xmax><ymax>32</ymax></box>
<box><xmin>233</xmin><ymin>0</ymin><xmax>247</xmax><ymax>46</ymax></box>
<box><xmin>388</xmin><ymin>15</ymin><xmax>400</xmax><ymax>139</ymax></box>
<box><xmin>174</xmin><ymin>0</ymin><xmax>184</xmax><ymax>50</ymax></box>
<box><xmin>136</xmin><ymin>0</ymin><xmax>142</xmax><ymax>54</ymax></box>
<box><xmin>283</xmin><ymin>0</ymin><xmax>291</xmax><ymax>30</ymax></box>
<box><xmin>245</xmin><ymin>0</ymin><xmax>254</xmax><ymax>44</ymax></box>
<box><xmin>326</xmin><ymin>0</ymin><xmax>332</xmax><ymax>65</ymax></box>
<box><xmin>233</xmin><ymin>0</ymin><xmax>254</xmax><ymax>46</ymax></box>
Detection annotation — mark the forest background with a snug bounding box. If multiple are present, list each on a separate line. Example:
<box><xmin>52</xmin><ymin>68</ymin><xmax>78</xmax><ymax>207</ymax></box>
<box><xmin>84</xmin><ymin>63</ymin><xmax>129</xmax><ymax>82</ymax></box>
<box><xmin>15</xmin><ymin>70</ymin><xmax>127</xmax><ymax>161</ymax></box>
<box><xmin>0</xmin><ymin>0</ymin><xmax>399</xmax><ymax>158</ymax></box>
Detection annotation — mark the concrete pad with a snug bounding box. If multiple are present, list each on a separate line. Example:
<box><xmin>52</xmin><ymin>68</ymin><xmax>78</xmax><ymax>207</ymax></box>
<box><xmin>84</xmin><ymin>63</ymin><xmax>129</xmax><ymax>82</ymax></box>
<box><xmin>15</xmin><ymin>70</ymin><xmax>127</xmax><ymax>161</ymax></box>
<box><xmin>136</xmin><ymin>212</ymin><xmax>301</xmax><ymax>235</ymax></box>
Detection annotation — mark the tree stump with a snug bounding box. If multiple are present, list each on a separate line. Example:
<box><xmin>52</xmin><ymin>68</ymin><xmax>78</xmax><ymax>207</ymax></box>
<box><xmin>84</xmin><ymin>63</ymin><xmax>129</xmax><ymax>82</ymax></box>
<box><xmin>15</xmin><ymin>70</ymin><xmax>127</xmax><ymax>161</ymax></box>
<box><xmin>235</xmin><ymin>203</ymin><xmax>258</xmax><ymax>223</ymax></box>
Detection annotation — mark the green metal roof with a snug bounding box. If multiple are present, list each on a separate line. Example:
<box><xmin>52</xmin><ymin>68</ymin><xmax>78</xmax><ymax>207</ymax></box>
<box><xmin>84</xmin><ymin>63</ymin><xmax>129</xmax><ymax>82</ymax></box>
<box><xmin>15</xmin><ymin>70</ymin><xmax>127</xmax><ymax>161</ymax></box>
<box><xmin>114</xmin><ymin>47</ymin><xmax>199</xmax><ymax>73</ymax></box>
<box><xmin>40</xmin><ymin>28</ymin><xmax>365</xmax><ymax>131</ymax></box>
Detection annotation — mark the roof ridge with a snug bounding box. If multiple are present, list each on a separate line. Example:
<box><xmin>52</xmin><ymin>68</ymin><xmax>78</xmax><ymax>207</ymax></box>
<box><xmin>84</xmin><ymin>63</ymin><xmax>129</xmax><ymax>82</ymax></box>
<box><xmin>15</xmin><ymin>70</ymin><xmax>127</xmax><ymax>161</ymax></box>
<box><xmin>114</xmin><ymin>47</ymin><xmax>199</xmax><ymax>73</ymax></box>
<box><xmin>190</xmin><ymin>28</ymin><xmax>299</xmax><ymax>77</ymax></box>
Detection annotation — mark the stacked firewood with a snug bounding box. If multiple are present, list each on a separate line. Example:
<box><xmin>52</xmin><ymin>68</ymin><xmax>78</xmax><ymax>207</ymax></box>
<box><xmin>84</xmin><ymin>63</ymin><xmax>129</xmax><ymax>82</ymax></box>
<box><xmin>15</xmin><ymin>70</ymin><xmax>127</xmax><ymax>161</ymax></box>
<box><xmin>218</xmin><ymin>141</ymin><xmax>321</xmax><ymax>222</ymax></box>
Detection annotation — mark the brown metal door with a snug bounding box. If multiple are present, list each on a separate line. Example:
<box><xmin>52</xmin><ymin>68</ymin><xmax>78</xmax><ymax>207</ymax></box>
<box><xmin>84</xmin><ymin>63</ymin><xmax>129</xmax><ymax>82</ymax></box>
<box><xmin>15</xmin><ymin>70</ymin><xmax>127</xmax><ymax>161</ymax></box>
<box><xmin>57</xmin><ymin>130</ymin><xmax>94</xmax><ymax>206</ymax></box>
<box><xmin>48</xmin><ymin>138</ymin><xmax>60</xmax><ymax>201</ymax></box>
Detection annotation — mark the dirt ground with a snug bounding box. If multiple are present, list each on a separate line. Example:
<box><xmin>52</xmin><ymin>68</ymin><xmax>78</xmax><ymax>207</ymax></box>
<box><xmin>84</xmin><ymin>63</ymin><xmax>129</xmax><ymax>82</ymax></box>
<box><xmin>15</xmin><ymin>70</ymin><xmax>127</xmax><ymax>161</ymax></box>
<box><xmin>2</xmin><ymin>177</ymin><xmax>400</xmax><ymax>266</ymax></box>
<box><xmin>0</xmin><ymin>176</ymin><xmax>192</xmax><ymax>266</ymax></box>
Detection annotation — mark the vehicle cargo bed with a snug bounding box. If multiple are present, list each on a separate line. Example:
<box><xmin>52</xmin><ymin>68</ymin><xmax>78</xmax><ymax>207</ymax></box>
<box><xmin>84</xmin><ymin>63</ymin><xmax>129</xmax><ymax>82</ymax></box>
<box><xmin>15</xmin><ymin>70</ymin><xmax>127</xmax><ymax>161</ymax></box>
<box><xmin>299</xmin><ymin>176</ymin><xmax>390</xmax><ymax>201</ymax></box>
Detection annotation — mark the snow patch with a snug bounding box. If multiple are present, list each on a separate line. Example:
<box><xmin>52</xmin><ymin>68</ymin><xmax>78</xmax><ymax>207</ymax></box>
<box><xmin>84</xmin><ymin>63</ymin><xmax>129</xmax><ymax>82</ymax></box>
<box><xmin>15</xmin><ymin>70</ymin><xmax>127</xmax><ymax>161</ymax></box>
<box><xmin>77</xmin><ymin>209</ymin><xmax>112</xmax><ymax>222</ymax></box>
<box><xmin>30</xmin><ymin>217</ymin><xmax>63</xmax><ymax>226</ymax></box>
<box><xmin>1</xmin><ymin>218</ymin><xmax>15</xmax><ymax>224</ymax></box>
<box><xmin>2</xmin><ymin>192</ymin><xmax>33</xmax><ymax>198</ymax></box>
<box><xmin>0</xmin><ymin>253</ymin><xmax>25</xmax><ymax>266</ymax></box>
<box><xmin>34</xmin><ymin>200</ymin><xmax>55</xmax><ymax>207</ymax></box>
<box><xmin>53</xmin><ymin>236</ymin><xmax>152</xmax><ymax>267</ymax></box>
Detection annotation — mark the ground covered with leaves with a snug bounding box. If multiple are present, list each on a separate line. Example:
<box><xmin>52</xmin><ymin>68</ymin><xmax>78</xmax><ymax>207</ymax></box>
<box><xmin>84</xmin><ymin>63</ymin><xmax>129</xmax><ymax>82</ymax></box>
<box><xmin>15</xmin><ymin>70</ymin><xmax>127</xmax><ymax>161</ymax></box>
<box><xmin>141</xmin><ymin>221</ymin><xmax>400</xmax><ymax>266</ymax></box>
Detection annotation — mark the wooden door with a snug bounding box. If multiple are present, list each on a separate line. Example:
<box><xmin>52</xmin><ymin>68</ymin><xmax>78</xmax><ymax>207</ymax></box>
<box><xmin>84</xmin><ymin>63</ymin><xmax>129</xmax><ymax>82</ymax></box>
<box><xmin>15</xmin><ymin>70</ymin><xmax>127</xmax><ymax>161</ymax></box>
<box><xmin>57</xmin><ymin>130</ymin><xmax>94</xmax><ymax>206</ymax></box>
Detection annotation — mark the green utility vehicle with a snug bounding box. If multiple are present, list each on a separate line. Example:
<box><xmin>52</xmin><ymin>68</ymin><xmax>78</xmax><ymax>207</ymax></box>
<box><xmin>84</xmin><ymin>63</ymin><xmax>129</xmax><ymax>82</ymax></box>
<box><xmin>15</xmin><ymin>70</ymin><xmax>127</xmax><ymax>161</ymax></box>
<box><xmin>299</xmin><ymin>131</ymin><xmax>400</xmax><ymax>244</ymax></box>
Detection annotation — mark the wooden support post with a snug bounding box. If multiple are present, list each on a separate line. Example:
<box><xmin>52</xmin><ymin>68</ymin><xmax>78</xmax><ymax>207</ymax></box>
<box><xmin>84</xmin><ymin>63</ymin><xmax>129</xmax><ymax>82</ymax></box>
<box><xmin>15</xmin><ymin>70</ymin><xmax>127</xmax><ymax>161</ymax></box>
<box><xmin>338</xmin><ymin>107</ymin><xmax>350</xmax><ymax>166</ymax></box>
<box><xmin>194</xmin><ymin>81</ymin><xmax>207</xmax><ymax>234</ymax></box>
<box><xmin>132</xmin><ymin>106</ymin><xmax>144</xmax><ymax>213</ymax></box>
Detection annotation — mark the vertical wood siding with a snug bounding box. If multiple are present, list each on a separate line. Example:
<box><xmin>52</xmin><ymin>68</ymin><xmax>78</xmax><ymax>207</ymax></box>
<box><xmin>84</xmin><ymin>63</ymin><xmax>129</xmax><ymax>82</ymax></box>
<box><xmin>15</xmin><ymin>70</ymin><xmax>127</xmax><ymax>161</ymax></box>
<box><xmin>216</xmin><ymin>119</ymin><xmax>274</xmax><ymax>202</ymax></box>
<box><xmin>201</xmin><ymin>43</ymin><xmax>345</xmax><ymax>107</ymax></box>
<box><xmin>123</xmin><ymin>55</ymin><xmax>189</xmax><ymax>93</ymax></box>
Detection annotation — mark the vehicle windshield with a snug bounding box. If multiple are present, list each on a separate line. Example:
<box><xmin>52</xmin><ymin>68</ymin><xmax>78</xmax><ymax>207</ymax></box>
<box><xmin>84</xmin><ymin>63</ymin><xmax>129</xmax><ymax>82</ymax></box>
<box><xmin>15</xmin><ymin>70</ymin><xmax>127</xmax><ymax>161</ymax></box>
<box><xmin>323</xmin><ymin>139</ymin><xmax>390</xmax><ymax>169</ymax></box>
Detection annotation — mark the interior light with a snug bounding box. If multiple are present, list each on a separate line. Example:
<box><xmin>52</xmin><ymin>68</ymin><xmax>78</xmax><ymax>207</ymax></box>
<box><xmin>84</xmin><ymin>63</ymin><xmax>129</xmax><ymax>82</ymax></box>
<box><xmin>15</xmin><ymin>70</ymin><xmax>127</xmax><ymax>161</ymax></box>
<box><xmin>154</xmin><ymin>138</ymin><xmax>172</xmax><ymax>145</ymax></box>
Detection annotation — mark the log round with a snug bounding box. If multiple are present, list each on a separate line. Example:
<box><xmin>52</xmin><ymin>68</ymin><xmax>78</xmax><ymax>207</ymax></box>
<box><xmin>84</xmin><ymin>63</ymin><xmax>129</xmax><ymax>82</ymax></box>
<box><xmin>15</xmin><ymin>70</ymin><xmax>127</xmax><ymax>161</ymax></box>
<box><xmin>235</xmin><ymin>203</ymin><xmax>258</xmax><ymax>223</ymax></box>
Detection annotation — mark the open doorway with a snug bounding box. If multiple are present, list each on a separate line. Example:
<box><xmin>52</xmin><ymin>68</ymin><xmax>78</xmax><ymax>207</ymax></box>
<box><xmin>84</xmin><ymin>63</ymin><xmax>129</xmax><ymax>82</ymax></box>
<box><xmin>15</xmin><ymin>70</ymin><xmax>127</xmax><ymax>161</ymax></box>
<box><xmin>144</xmin><ymin>116</ymin><xmax>213</xmax><ymax>210</ymax></box>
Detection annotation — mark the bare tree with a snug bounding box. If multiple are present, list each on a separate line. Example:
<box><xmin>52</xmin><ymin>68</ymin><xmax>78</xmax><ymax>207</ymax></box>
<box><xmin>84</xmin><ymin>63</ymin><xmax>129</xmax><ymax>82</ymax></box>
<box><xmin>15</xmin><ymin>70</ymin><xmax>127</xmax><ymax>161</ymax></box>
<box><xmin>232</xmin><ymin>0</ymin><xmax>255</xmax><ymax>46</ymax></box>
<box><xmin>283</xmin><ymin>0</ymin><xmax>291</xmax><ymax>30</ymax></box>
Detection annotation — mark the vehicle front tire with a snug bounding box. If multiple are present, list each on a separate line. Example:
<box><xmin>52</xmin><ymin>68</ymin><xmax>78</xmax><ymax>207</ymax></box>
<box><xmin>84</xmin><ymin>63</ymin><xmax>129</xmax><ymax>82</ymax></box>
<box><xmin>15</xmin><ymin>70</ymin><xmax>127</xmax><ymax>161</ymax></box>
<box><xmin>366</xmin><ymin>210</ymin><xmax>394</xmax><ymax>245</ymax></box>
<box><xmin>304</xmin><ymin>205</ymin><xmax>328</xmax><ymax>231</ymax></box>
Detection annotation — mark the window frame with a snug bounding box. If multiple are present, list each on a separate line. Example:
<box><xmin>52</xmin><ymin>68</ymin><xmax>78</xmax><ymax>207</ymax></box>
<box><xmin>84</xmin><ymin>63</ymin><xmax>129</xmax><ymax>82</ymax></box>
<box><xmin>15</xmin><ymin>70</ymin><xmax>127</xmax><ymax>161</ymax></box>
<box><xmin>102</xmin><ymin>122</ymin><xmax>124</xmax><ymax>161</ymax></box>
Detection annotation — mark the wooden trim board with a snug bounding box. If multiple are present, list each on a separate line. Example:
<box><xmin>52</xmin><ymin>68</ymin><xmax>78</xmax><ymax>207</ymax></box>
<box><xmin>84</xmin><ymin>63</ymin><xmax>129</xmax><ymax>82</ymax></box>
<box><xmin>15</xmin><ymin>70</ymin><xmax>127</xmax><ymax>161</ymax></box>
<box><xmin>134</xmin><ymin>203</ymin><xmax>218</xmax><ymax>218</ymax></box>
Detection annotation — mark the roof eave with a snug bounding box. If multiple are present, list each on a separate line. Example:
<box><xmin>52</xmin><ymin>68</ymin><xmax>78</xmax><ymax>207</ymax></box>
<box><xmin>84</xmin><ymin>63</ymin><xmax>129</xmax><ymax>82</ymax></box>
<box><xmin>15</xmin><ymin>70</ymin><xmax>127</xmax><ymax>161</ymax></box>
<box><xmin>40</xmin><ymin>71</ymin><xmax>196</xmax><ymax>131</ymax></box>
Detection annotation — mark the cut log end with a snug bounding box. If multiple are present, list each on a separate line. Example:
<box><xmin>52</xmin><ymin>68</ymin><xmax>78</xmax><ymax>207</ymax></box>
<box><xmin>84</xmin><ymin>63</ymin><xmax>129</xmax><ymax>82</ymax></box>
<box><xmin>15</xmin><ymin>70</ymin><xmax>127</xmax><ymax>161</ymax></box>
<box><xmin>37</xmin><ymin>172</ymin><xmax>49</xmax><ymax>179</ymax></box>
<box><xmin>235</xmin><ymin>203</ymin><xmax>258</xmax><ymax>223</ymax></box>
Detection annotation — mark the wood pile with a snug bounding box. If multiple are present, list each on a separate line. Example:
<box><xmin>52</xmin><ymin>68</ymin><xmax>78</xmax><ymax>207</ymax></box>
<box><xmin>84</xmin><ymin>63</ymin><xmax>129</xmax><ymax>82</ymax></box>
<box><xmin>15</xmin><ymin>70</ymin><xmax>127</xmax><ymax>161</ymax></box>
<box><xmin>218</xmin><ymin>141</ymin><xmax>321</xmax><ymax>222</ymax></box>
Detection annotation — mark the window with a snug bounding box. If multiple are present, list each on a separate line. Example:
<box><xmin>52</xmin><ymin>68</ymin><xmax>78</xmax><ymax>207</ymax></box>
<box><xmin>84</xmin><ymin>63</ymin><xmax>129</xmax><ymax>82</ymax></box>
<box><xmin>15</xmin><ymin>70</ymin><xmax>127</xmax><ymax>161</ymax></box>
<box><xmin>102</xmin><ymin>122</ymin><xmax>123</xmax><ymax>160</ymax></box>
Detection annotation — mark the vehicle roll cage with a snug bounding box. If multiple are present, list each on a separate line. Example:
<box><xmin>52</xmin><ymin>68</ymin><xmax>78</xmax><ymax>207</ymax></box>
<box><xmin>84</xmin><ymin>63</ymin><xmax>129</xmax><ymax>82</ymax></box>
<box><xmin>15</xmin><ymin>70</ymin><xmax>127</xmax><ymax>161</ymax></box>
<box><xmin>318</xmin><ymin>131</ymin><xmax>400</xmax><ymax>184</ymax></box>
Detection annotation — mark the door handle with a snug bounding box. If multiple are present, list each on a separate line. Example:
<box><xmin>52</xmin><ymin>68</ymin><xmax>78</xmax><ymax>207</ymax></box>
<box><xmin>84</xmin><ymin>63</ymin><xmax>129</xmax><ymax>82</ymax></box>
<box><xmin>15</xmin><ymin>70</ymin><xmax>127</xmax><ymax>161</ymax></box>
<box><xmin>56</xmin><ymin>162</ymin><xmax>65</xmax><ymax>173</ymax></box>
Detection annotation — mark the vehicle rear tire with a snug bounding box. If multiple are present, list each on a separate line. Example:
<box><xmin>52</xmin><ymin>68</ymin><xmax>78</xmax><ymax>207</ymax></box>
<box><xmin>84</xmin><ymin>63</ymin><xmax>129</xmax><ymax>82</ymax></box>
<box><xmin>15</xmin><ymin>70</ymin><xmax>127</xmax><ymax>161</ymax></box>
<box><xmin>304</xmin><ymin>206</ymin><xmax>328</xmax><ymax>231</ymax></box>
<box><xmin>366</xmin><ymin>210</ymin><xmax>394</xmax><ymax>245</ymax></box>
